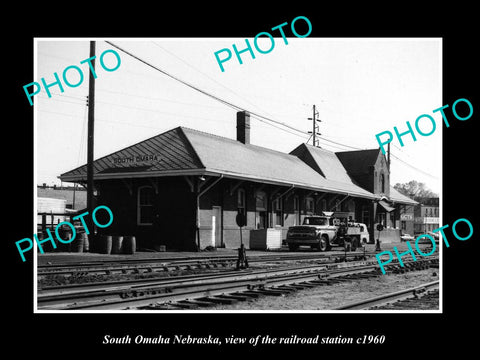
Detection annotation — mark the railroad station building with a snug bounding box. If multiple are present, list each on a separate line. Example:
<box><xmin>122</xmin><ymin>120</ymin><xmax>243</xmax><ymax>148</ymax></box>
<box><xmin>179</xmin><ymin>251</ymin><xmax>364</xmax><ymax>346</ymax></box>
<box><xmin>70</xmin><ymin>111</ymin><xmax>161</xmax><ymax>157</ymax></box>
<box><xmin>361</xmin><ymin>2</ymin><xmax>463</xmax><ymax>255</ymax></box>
<box><xmin>59</xmin><ymin>111</ymin><xmax>417</xmax><ymax>251</ymax></box>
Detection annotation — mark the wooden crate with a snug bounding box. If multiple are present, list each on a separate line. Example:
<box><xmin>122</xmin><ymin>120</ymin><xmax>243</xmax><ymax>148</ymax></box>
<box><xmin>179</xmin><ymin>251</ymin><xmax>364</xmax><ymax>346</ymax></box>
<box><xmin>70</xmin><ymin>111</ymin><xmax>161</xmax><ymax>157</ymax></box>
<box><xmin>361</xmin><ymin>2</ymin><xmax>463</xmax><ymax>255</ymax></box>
<box><xmin>249</xmin><ymin>228</ymin><xmax>282</xmax><ymax>250</ymax></box>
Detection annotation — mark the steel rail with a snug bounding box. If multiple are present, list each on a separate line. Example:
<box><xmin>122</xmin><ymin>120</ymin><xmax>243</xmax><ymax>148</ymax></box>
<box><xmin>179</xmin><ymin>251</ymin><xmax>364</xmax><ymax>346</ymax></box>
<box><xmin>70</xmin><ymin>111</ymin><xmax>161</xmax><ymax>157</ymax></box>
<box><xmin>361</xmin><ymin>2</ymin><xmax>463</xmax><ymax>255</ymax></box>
<box><xmin>38</xmin><ymin>257</ymin><xmax>379</xmax><ymax>293</ymax></box>
<box><xmin>37</xmin><ymin>251</ymin><xmax>375</xmax><ymax>278</ymax></box>
<box><xmin>37</xmin><ymin>261</ymin><xmax>381</xmax><ymax>310</ymax></box>
<box><xmin>37</xmin><ymin>257</ymin><xmax>438</xmax><ymax>311</ymax></box>
<box><xmin>38</xmin><ymin>261</ymin><xmax>373</xmax><ymax>299</ymax></box>
<box><xmin>335</xmin><ymin>280</ymin><xmax>440</xmax><ymax>310</ymax></box>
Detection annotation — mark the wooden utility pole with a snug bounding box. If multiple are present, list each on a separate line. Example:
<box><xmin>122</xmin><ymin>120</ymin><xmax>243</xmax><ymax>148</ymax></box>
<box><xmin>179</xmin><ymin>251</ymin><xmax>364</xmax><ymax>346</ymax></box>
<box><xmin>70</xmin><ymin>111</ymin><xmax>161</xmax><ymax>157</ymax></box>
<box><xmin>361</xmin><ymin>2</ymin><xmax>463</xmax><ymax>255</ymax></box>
<box><xmin>87</xmin><ymin>41</ymin><xmax>96</xmax><ymax>239</ymax></box>
<box><xmin>308</xmin><ymin>105</ymin><xmax>320</xmax><ymax>147</ymax></box>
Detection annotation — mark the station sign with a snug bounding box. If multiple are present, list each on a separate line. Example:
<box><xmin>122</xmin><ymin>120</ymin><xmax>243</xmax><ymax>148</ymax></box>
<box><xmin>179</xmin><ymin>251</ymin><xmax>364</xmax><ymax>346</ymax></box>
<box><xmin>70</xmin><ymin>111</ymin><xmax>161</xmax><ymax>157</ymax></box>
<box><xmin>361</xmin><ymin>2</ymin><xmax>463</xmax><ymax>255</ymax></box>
<box><xmin>400</xmin><ymin>214</ymin><xmax>413</xmax><ymax>221</ymax></box>
<box><xmin>112</xmin><ymin>155</ymin><xmax>161</xmax><ymax>164</ymax></box>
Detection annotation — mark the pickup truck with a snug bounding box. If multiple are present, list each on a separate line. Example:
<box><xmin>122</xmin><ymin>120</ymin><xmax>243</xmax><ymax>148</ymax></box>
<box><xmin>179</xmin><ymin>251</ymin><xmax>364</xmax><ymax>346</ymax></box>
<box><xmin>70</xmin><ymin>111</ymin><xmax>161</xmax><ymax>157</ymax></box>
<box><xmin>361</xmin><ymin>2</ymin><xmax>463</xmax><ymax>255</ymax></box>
<box><xmin>286</xmin><ymin>213</ymin><xmax>368</xmax><ymax>252</ymax></box>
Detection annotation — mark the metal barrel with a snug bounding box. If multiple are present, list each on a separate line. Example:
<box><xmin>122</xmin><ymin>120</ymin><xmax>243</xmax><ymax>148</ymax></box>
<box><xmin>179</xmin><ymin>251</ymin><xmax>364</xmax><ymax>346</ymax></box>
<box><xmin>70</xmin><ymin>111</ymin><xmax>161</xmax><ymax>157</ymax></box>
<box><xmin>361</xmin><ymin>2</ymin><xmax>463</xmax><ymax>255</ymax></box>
<box><xmin>82</xmin><ymin>233</ymin><xmax>89</xmax><ymax>252</ymax></box>
<box><xmin>111</xmin><ymin>235</ymin><xmax>123</xmax><ymax>254</ymax></box>
<box><xmin>122</xmin><ymin>235</ymin><xmax>136</xmax><ymax>255</ymax></box>
<box><xmin>71</xmin><ymin>232</ymin><xmax>86</xmax><ymax>253</ymax></box>
<box><xmin>98</xmin><ymin>235</ymin><xmax>112</xmax><ymax>254</ymax></box>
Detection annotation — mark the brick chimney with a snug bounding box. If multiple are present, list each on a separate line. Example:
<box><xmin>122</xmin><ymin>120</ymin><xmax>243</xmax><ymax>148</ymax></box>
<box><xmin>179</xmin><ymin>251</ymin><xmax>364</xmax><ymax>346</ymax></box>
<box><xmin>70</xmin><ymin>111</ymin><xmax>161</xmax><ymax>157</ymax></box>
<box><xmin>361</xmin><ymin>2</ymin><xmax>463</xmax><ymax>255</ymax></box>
<box><xmin>236</xmin><ymin>111</ymin><xmax>250</xmax><ymax>144</ymax></box>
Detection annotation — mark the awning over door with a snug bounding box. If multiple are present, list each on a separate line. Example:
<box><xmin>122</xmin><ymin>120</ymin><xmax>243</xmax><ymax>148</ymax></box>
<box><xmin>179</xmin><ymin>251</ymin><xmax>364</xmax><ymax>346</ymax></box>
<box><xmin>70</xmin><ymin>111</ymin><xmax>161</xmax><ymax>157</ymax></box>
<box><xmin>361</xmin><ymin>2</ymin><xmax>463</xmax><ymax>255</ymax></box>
<box><xmin>378</xmin><ymin>200</ymin><xmax>395</xmax><ymax>212</ymax></box>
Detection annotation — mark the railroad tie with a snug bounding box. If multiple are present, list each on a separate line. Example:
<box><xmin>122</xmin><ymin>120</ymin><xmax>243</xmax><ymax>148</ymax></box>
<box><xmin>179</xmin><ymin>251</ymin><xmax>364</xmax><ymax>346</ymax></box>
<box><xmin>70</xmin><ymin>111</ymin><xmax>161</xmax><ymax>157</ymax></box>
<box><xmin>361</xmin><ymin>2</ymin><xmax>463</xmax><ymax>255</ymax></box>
<box><xmin>308</xmin><ymin>279</ymin><xmax>332</xmax><ymax>285</ymax></box>
<box><xmin>296</xmin><ymin>282</ymin><xmax>317</xmax><ymax>288</ymax></box>
<box><xmin>200</xmin><ymin>296</ymin><xmax>238</xmax><ymax>305</ymax></box>
<box><xmin>217</xmin><ymin>294</ymin><xmax>250</xmax><ymax>301</ymax></box>
<box><xmin>272</xmin><ymin>286</ymin><xmax>296</xmax><ymax>293</ymax></box>
<box><xmin>327</xmin><ymin>277</ymin><xmax>353</xmax><ymax>283</ymax></box>
<box><xmin>167</xmin><ymin>301</ymin><xmax>198</xmax><ymax>309</ymax></box>
<box><xmin>253</xmin><ymin>288</ymin><xmax>288</xmax><ymax>296</ymax></box>
<box><xmin>142</xmin><ymin>303</ymin><xmax>178</xmax><ymax>310</ymax></box>
<box><xmin>347</xmin><ymin>273</ymin><xmax>378</xmax><ymax>279</ymax></box>
<box><xmin>240</xmin><ymin>291</ymin><xmax>261</xmax><ymax>298</ymax></box>
<box><xmin>185</xmin><ymin>299</ymin><xmax>215</xmax><ymax>307</ymax></box>
<box><xmin>277</xmin><ymin>285</ymin><xmax>301</xmax><ymax>292</ymax></box>
<box><xmin>175</xmin><ymin>299</ymin><xmax>212</xmax><ymax>308</ymax></box>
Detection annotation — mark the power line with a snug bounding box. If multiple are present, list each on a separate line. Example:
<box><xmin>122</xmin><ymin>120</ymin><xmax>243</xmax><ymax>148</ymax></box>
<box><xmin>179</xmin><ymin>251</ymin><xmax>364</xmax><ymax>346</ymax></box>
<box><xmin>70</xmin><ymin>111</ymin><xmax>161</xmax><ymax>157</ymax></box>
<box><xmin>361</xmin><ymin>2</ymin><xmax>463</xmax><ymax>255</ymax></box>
<box><xmin>105</xmin><ymin>41</ymin><xmax>242</xmax><ymax>110</ymax></box>
<box><xmin>95</xmin><ymin>88</ymin><xmax>224</xmax><ymax>110</ymax></box>
<box><xmin>317</xmin><ymin>135</ymin><xmax>364</xmax><ymax>150</ymax></box>
<box><xmin>390</xmin><ymin>153</ymin><xmax>439</xmax><ymax>180</ymax></box>
<box><xmin>105</xmin><ymin>41</ymin><xmax>307</xmax><ymax>136</ymax></box>
<box><xmin>151</xmin><ymin>41</ymin><xmax>272</xmax><ymax>116</ymax></box>
<box><xmin>151</xmin><ymin>41</ymin><xmax>305</xmax><ymax>126</ymax></box>
<box><xmin>92</xmin><ymin>97</ymin><xmax>232</xmax><ymax>124</ymax></box>
<box><xmin>250</xmin><ymin>114</ymin><xmax>310</xmax><ymax>140</ymax></box>
<box><xmin>103</xmin><ymin>41</ymin><xmax>437</xmax><ymax>181</ymax></box>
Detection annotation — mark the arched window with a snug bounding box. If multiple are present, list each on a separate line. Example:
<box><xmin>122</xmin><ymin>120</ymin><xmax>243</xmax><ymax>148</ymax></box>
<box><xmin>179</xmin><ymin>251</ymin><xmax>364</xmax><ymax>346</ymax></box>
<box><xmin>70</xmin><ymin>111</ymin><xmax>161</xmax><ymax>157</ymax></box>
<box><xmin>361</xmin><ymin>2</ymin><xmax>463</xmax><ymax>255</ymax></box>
<box><xmin>237</xmin><ymin>188</ymin><xmax>246</xmax><ymax>210</ymax></box>
<box><xmin>273</xmin><ymin>196</ymin><xmax>283</xmax><ymax>226</ymax></box>
<box><xmin>380</xmin><ymin>173</ymin><xmax>385</xmax><ymax>193</ymax></box>
<box><xmin>293</xmin><ymin>195</ymin><xmax>300</xmax><ymax>225</ymax></box>
<box><xmin>255</xmin><ymin>191</ymin><xmax>267</xmax><ymax>229</ymax></box>
<box><xmin>237</xmin><ymin>188</ymin><xmax>246</xmax><ymax>224</ymax></box>
<box><xmin>347</xmin><ymin>199</ymin><xmax>355</xmax><ymax>213</ymax></box>
<box><xmin>255</xmin><ymin>191</ymin><xmax>267</xmax><ymax>211</ymax></box>
<box><xmin>321</xmin><ymin>199</ymin><xmax>327</xmax><ymax>212</ymax></box>
<box><xmin>138</xmin><ymin>186</ymin><xmax>154</xmax><ymax>225</ymax></box>
<box><xmin>305</xmin><ymin>197</ymin><xmax>314</xmax><ymax>214</ymax></box>
<box><xmin>335</xmin><ymin>198</ymin><xmax>341</xmax><ymax>211</ymax></box>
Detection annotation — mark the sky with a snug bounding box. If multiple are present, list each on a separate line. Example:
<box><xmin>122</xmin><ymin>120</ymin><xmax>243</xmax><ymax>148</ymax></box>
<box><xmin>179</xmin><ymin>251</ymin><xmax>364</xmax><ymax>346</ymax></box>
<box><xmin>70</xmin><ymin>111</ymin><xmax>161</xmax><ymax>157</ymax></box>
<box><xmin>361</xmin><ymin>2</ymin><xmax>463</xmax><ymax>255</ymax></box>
<box><xmin>34</xmin><ymin>38</ymin><xmax>442</xmax><ymax>194</ymax></box>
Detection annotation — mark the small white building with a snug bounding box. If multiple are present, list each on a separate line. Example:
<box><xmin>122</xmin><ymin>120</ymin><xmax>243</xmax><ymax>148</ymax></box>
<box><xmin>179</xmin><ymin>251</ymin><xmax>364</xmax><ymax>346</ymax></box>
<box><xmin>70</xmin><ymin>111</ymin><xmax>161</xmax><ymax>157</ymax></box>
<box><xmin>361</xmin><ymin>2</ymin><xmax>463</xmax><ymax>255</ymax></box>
<box><xmin>37</xmin><ymin>197</ymin><xmax>68</xmax><ymax>229</ymax></box>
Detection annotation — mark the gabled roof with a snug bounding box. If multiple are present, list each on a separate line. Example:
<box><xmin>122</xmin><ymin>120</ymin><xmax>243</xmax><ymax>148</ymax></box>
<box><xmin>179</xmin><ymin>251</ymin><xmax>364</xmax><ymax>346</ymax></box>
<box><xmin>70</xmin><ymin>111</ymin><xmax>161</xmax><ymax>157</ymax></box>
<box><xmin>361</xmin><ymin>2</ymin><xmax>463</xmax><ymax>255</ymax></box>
<box><xmin>389</xmin><ymin>186</ymin><xmax>418</xmax><ymax>205</ymax></box>
<box><xmin>289</xmin><ymin>143</ymin><xmax>374</xmax><ymax>198</ymax></box>
<box><xmin>59</xmin><ymin>126</ymin><xmax>423</xmax><ymax>205</ymax></box>
<box><xmin>334</xmin><ymin>148</ymin><xmax>418</xmax><ymax>205</ymax></box>
<box><xmin>60</xmin><ymin>127</ymin><xmax>378</xmax><ymax>199</ymax></box>
<box><xmin>291</xmin><ymin>144</ymin><xmax>357</xmax><ymax>184</ymax></box>
<box><xmin>182</xmin><ymin>128</ymin><xmax>332</xmax><ymax>189</ymax></box>
<box><xmin>336</xmin><ymin>148</ymin><xmax>381</xmax><ymax>175</ymax></box>
<box><xmin>60</xmin><ymin>127</ymin><xmax>204</xmax><ymax>181</ymax></box>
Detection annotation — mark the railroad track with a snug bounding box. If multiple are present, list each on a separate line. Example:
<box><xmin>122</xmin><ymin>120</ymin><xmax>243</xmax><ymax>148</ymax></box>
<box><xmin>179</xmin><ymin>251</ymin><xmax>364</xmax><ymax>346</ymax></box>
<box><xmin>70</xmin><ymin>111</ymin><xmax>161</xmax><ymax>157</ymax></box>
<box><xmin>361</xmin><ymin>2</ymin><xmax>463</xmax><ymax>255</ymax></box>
<box><xmin>37</xmin><ymin>251</ymin><xmax>376</xmax><ymax>279</ymax></box>
<box><xmin>335</xmin><ymin>280</ymin><xmax>440</xmax><ymax>310</ymax></box>
<box><xmin>37</xmin><ymin>257</ymin><xmax>437</xmax><ymax>311</ymax></box>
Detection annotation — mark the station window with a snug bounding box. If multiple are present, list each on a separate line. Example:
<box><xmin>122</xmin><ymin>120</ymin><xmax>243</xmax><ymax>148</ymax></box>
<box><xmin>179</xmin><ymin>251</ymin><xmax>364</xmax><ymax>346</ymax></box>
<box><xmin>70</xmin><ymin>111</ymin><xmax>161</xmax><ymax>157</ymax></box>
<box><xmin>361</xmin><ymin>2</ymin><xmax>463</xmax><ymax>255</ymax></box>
<box><xmin>138</xmin><ymin>186</ymin><xmax>154</xmax><ymax>225</ymax></box>
<box><xmin>334</xmin><ymin>199</ymin><xmax>341</xmax><ymax>212</ymax></box>
<box><xmin>237</xmin><ymin>188</ymin><xmax>246</xmax><ymax>224</ymax></box>
<box><xmin>320</xmin><ymin>199</ymin><xmax>327</xmax><ymax>212</ymax></box>
<box><xmin>237</xmin><ymin>188</ymin><xmax>246</xmax><ymax>210</ymax></box>
<box><xmin>255</xmin><ymin>191</ymin><xmax>267</xmax><ymax>211</ymax></box>
<box><xmin>255</xmin><ymin>191</ymin><xmax>267</xmax><ymax>229</ymax></box>
<box><xmin>293</xmin><ymin>196</ymin><xmax>299</xmax><ymax>211</ymax></box>
<box><xmin>273</xmin><ymin>197</ymin><xmax>283</xmax><ymax>226</ymax></box>
<box><xmin>362</xmin><ymin>209</ymin><xmax>370</xmax><ymax>226</ymax></box>
<box><xmin>293</xmin><ymin>196</ymin><xmax>300</xmax><ymax>225</ymax></box>
<box><xmin>305</xmin><ymin>197</ymin><xmax>314</xmax><ymax>213</ymax></box>
<box><xmin>347</xmin><ymin>199</ymin><xmax>355</xmax><ymax>213</ymax></box>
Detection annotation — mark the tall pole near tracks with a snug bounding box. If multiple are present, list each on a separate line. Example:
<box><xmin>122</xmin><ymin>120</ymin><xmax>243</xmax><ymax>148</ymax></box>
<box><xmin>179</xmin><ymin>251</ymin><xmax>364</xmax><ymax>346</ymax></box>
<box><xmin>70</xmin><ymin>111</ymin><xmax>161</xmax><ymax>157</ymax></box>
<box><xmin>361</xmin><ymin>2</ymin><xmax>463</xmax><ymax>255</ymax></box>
<box><xmin>308</xmin><ymin>105</ymin><xmax>320</xmax><ymax>147</ymax></box>
<box><xmin>87</xmin><ymin>41</ymin><xmax>96</xmax><ymax>241</ymax></box>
